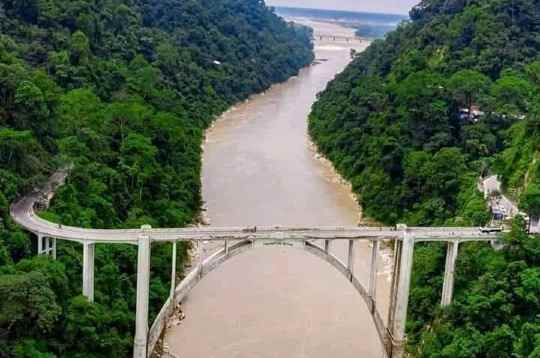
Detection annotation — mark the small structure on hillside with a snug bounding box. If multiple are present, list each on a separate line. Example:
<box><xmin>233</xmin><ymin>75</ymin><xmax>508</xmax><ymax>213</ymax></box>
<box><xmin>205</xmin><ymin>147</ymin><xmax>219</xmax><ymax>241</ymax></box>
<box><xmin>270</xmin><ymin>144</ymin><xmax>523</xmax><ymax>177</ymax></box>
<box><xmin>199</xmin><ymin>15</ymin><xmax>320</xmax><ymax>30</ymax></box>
<box><xmin>529</xmin><ymin>217</ymin><xmax>540</xmax><ymax>233</ymax></box>
<box><xmin>460</xmin><ymin>105</ymin><xmax>485</xmax><ymax>123</ymax></box>
<box><xmin>491</xmin><ymin>208</ymin><xmax>505</xmax><ymax>221</ymax></box>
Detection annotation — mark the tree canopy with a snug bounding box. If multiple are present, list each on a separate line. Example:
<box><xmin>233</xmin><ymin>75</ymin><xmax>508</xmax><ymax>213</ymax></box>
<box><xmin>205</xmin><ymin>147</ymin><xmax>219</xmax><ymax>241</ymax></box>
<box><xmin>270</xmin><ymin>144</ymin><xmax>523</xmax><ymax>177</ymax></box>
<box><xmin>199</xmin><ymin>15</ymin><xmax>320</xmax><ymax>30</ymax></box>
<box><xmin>309</xmin><ymin>0</ymin><xmax>540</xmax><ymax>355</ymax></box>
<box><xmin>0</xmin><ymin>0</ymin><xmax>313</xmax><ymax>355</ymax></box>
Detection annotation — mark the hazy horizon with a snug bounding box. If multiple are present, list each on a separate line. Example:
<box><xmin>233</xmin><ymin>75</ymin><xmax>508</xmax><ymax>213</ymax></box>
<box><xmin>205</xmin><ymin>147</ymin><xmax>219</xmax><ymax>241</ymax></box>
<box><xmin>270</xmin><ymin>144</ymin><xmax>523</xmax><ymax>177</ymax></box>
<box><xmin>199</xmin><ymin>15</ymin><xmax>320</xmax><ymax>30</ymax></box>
<box><xmin>266</xmin><ymin>0</ymin><xmax>419</xmax><ymax>15</ymax></box>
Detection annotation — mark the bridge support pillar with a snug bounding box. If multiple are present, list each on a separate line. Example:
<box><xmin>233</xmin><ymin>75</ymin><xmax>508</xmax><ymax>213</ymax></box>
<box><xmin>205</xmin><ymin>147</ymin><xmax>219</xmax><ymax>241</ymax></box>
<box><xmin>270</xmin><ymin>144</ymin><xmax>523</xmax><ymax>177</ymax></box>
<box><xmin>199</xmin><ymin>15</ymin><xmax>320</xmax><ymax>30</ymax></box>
<box><xmin>134</xmin><ymin>229</ymin><xmax>151</xmax><ymax>358</ymax></box>
<box><xmin>44</xmin><ymin>237</ymin><xmax>50</xmax><ymax>255</ymax></box>
<box><xmin>441</xmin><ymin>241</ymin><xmax>459</xmax><ymax>306</ymax></box>
<box><xmin>347</xmin><ymin>240</ymin><xmax>355</xmax><ymax>279</ymax></box>
<box><xmin>170</xmin><ymin>241</ymin><xmax>177</xmax><ymax>300</ymax></box>
<box><xmin>82</xmin><ymin>242</ymin><xmax>95</xmax><ymax>302</ymax></box>
<box><xmin>388</xmin><ymin>226</ymin><xmax>415</xmax><ymax>358</ymax></box>
<box><xmin>37</xmin><ymin>234</ymin><xmax>44</xmax><ymax>255</ymax></box>
<box><xmin>324</xmin><ymin>239</ymin><xmax>330</xmax><ymax>254</ymax></box>
<box><xmin>368</xmin><ymin>240</ymin><xmax>379</xmax><ymax>312</ymax></box>
<box><xmin>36</xmin><ymin>234</ymin><xmax>57</xmax><ymax>259</ymax></box>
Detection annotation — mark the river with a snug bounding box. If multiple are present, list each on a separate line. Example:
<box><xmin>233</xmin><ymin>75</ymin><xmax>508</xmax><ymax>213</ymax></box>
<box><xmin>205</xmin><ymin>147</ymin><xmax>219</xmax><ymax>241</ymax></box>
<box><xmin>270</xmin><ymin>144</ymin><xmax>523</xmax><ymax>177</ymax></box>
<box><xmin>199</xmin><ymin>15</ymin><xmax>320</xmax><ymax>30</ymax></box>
<box><xmin>164</xmin><ymin>20</ymin><xmax>390</xmax><ymax>358</ymax></box>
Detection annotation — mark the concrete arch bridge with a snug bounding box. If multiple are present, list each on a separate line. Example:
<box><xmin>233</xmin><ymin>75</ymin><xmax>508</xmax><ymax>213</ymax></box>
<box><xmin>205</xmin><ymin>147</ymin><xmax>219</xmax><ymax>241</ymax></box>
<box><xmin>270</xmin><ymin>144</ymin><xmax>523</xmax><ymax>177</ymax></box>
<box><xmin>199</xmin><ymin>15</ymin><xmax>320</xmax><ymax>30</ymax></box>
<box><xmin>10</xmin><ymin>171</ymin><xmax>502</xmax><ymax>358</ymax></box>
<box><xmin>312</xmin><ymin>34</ymin><xmax>362</xmax><ymax>43</ymax></box>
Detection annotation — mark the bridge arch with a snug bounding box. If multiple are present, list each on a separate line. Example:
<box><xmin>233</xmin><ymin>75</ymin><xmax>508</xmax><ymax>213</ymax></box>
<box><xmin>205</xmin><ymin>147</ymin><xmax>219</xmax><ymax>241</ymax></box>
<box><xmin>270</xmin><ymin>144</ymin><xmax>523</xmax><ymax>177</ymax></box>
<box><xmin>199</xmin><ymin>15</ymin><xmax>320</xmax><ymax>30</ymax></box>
<box><xmin>10</xmin><ymin>171</ymin><xmax>501</xmax><ymax>358</ymax></box>
<box><xmin>148</xmin><ymin>239</ymin><xmax>389</xmax><ymax>357</ymax></box>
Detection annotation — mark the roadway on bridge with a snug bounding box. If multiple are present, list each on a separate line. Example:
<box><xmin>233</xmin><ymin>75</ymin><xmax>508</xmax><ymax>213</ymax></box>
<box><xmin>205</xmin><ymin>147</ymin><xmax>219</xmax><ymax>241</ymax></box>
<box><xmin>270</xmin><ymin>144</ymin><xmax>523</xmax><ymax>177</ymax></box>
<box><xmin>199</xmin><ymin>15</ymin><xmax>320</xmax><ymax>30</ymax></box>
<box><xmin>11</xmin><ymin>173</ymin><xmax>497</xmax><ymax>244</ymax></box>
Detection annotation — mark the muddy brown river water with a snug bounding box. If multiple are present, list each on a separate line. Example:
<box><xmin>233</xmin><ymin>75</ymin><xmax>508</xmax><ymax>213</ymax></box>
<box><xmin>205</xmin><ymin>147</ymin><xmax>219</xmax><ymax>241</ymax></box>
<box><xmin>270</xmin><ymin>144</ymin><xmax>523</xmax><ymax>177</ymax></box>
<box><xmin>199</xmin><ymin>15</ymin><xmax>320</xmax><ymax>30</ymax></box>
<box><xmin>164</xmin><ymin>20</ymin><xmax>391</xmax><ymax>358</ymax></box>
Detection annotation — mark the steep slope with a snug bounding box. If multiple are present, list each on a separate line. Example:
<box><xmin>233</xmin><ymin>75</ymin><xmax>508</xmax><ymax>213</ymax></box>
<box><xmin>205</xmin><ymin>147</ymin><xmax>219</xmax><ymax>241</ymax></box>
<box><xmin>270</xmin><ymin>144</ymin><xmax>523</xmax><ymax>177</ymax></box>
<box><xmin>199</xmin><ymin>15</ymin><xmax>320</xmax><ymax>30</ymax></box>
<box><xmin>309</xmin><ymin>0</ymin><xmax>540</xmax><ymax>356</ymax></box>
<box><xmin>310</xmin><ymin>0</ymin><xmax>540</xmax><ymax>226</ymax></box>
<box><xmin>0</xmin><ymin>0</ymin><xmax>313</xmax><ymax>356</ymax></box>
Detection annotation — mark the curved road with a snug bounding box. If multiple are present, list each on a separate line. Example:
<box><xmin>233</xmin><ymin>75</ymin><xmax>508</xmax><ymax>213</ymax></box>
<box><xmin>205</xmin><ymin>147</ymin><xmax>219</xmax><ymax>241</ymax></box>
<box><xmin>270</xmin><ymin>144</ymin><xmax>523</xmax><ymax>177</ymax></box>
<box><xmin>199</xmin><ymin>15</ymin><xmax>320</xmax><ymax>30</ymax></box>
<box><xmin>10</xmin><ymin>170</ymin><xmax>500</xmax><ymax>244</ymax></box>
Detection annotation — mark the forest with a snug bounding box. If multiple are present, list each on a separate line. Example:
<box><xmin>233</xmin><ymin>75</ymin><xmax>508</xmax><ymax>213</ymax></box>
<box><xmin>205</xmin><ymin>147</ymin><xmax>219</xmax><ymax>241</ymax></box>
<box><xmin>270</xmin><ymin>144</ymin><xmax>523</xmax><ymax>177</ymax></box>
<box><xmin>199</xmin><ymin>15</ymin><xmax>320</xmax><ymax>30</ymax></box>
<box><xmin>309</xmin><ymin>0</ymin><xmax>540</xmax><ymax>356</ymax></box>
<box><xmin>0</xmin><ymin>0</ymin><xmax>313</xmax><ymax>356</ymax></box>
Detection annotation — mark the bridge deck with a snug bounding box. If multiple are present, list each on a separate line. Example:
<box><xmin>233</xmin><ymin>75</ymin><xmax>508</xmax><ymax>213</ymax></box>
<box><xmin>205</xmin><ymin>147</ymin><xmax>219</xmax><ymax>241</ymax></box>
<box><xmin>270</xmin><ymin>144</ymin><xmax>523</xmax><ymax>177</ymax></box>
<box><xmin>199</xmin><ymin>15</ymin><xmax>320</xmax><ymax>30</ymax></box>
<box><xmin>10</xmin><ymin>174</ymin><xmax>502</xmax><ymax>244</ymax></box>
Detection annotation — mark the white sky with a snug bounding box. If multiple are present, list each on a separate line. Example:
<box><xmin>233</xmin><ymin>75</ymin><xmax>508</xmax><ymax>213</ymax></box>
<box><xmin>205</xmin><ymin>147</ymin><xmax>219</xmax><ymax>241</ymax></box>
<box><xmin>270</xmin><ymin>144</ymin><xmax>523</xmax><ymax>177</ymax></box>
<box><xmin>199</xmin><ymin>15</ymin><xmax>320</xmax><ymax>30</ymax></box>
<box><xmin>266</xmin><ymin>0</ymin><xmax>420</xmax><ymax>15</ymax></box>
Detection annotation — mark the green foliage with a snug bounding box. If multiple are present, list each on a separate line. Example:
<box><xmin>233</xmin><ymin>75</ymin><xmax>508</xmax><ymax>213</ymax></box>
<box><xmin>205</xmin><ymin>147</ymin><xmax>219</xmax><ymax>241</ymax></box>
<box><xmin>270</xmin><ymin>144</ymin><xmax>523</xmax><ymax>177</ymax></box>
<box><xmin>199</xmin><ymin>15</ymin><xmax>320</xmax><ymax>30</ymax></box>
<box><xmin>0</xmin><ymin>0</ymin><xmax>313</xmax><ymax>356</ymax></box>
<box><xmin>310</xmin><ymin>0</ymin><xmax>540</xmax><ymax>226</ymax></box>
<box><xmin>520</xmin><ymin>183</ymin><xmax>540</xmax><ymax>220</ymax></box>
<box><xmin>413</xmin><ymin>221</ymin><xmax>540</xmax><ymax>357</ymax></box>
<box><xmin>309</xmin><ymin>0</ymin><xmax>540</xmax><ymax>356</ymax></box>
<box><xmin>63</xmin><ymin>296</ymin><xmax>132</xmax><ymax>356</ymax></box>
<box><xmin>0</xmin><ymin>271</ymin><xmax>62</xmax><ymax>336</ymax></box>
<box><xmin>448</xmin><ymin>70</ymin><xmax>491</xmax><ymax>110</ymax></box>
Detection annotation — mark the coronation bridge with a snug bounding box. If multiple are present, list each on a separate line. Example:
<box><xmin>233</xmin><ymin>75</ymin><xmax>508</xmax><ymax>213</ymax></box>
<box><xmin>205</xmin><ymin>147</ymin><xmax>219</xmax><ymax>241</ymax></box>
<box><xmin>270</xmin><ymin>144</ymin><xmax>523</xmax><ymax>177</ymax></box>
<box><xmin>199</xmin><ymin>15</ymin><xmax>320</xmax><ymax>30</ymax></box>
<box><xmin>10</xmin><ymin>170</ymin><xmax>503</xmax><ymax>358</ymax></box>
<box><xmin>312</xmin><ymin>34</ymin><xmax>362</xmax><ymax>43</ymax></box>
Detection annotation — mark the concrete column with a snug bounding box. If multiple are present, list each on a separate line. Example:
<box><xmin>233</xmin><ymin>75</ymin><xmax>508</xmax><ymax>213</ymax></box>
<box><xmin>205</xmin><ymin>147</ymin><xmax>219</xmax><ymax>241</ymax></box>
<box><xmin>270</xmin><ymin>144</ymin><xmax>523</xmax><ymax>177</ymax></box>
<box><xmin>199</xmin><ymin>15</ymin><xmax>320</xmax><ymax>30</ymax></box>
<box><xmin>52</xmin><ymin>238</ymin><xmax>57</xmax><ymax>260</ymax></box>
<box><xmin>224</xmin><ymin>240</ymin><xmax>229</xmax><ymax>255</ymax></box>
<box><xmin>387</xmin><ymin>239</ymin><xmax>400</xmax><ymax>327</ymax></box>
<box><xmin>82</xmin><ymin>242</ymin><xmax>95</xmax><ymax>302</ymax></box>
<box><xmin>37</xmin><ymin>234</ymin><xmax>43</xmax><ymax>255</ymax></box>
<box><xmin>44</xmin><ymin>237</ymin><xmax>50</xmax><ymax>255</ymax></box>
<box><xmin>134</xmin><ymin>229</ymin><xmax>151</xmax><ymax>358</ymax></box>
<box><xmin>347</xmin><ymin>240</ymin><xmax>355</xmax><ymax>279</ymax></box>
<box><xmin>390</xmin><ymin>227</ymin><xmax>415</xmax><ymax>358</ymax></box>
<box><xmin>441</xmin><ymin>241</ymin><xmax>459</xmax><ymax>307</ymax></box>
<box><xmin>170</xmin><ymin>241</ymin><xmax>177</xmax><ymax>299</ymax></box>
<box><xmin>386</xmin><ymin>238</ymin><xmax>401</xmax><ymax>354</ymax></box>
<box><xmin>324</xmin><ymin>239</ymin><xmax>330</xmax><ymax>254</ymax></box>
<box><xmin>368</xmin><ymin>240</ymin><xmax>380</xmax><ymax>312</ymax></box>
<box><xmin>198</xmin><ymin>241</ymin><xmax>204</xmax><ymax>266</ymax></box>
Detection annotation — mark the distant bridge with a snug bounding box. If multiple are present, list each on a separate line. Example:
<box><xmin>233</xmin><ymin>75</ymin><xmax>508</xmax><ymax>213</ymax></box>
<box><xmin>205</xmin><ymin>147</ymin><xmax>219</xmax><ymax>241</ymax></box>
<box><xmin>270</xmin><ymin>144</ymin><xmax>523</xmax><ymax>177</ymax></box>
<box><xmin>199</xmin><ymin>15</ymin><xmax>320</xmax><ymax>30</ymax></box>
<box><xmin>313</xmin><ymin>34</ymin><xmax>362</xmax><ymax>43</ymax></box>
<box><xmin>11</xmin><ymin>171</ymin><xmax>503</xmax><ymax>358</ymax></box>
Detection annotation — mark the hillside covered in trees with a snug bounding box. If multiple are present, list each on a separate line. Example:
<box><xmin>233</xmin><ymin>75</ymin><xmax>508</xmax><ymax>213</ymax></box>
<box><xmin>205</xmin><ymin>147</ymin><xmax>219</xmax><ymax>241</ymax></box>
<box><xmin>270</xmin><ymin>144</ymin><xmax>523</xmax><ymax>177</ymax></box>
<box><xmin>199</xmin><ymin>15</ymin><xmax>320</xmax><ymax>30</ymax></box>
<box><xmin>309</xmin><ymin>0</ymin><xmax>540</xmax><ymax>356</ymax></box>
<box><xmin>0</xmin><ymin>0</ymin><xmax>313</xmax><ymax>356</ymax></box>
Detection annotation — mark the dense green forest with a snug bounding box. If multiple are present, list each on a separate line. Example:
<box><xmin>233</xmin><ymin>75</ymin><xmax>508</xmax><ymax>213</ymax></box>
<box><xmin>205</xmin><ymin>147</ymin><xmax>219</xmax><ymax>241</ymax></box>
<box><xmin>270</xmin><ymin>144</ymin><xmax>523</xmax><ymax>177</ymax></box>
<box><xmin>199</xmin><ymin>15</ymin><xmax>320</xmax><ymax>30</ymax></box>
<box><xmin>0</xmin><ymin>0</ymin><xmax>313</xmax><ymax>356</ymax></box>
<box><xmin>309</xmin><ymin>0</ymin><xmax>540</xmax><ymax>356</ymax></box>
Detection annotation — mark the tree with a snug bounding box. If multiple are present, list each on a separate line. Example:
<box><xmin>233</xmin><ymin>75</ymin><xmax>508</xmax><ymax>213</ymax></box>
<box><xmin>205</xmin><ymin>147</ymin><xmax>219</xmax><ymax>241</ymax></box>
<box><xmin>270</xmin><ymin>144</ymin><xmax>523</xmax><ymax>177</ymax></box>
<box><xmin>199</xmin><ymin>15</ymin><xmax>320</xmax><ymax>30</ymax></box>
<box><xmin>12</xmin><ymin>339</ymin><xmax>55</xmax><ymax>358</ymax></box>
<box><xmin>14</xmin><ymin>81</ymin><xmax>50</xmax><ymax>136</ymax></box>
<box><xmin>0</xmin><ymin>271</ymin><xmax>61</xmax><ymax>338</ymax></box>
<box><xmin>70</xmin><ymin>31</ymin><xmax>91</xmax><ymax>65</ymax></box>
<box><xmin>525</xmin><ymin>59</ymin><xmax>540</xmax><ymax>86</ymax></box>
<box><xmin>448</xmin><ymin>69</ymin><xmax>491</xmax><ymax>112</ymax></box>
<box><xmin>520</xmin><ymin>183</ymin><xmax>540</xmax><ymax>230</ymax></box>
<box><xmin>64</xmin><ymin>296</ymin><xmax>131</xmax><ymax>356</ymax></box>
<box><xmin>119</xmin><ymin>133</ymin><xmax>158</xmax><ymax>201</ymax></box>
<box><xmin>491</xmin><ymin>72</ymin><xmax>533</xmax><ymax>115</ymax></box>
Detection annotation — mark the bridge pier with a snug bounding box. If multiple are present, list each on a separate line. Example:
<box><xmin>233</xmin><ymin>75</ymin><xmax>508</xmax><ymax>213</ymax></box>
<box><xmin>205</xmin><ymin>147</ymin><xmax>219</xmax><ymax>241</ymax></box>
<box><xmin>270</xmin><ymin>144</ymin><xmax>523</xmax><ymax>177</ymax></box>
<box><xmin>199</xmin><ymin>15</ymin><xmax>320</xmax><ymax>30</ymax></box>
<box><xmin>37</xmin><ymin>234</ymin><xmax>44</xmax><ymax>255</ymax></box>
<box><xmin>134</xmin><ymin>229</ymin><xmax>151</xmax><ymax>358</ymax></box>
<box><xmin>324</xmin><ymin>239</ymin><xmax>331</xmax><ymax>253</ymax></box>
<box><xmin>170</xmin><ymin>241</ymin><xmax>177</xmax><ymax>299</ymax></box>
<box><xmin>347</xmin><ymin>240</ymin><xmax>355</xmax><ymax>279</ymax></box>
<box><xmin>388</xmin><ymin>227</ymin><xmax>415</xmax><ymax>358</ymax></box>
<box><xmin>37</xmin><ymin>234</ymin><xmax>57</xmax><ymax>258</ymax></box>
<box><xmin>82</xmin><ymin>242</ymin><xmax>95</xmax><ymax>302</ymax></box>
<box><xmin>368</xmin><ymin>240</ymin><xmax>379</xmax><ymax>312</ymax></box>
<box><xmin>441</xmin><ymin>241</ymin><xmax>459</xmax><ymax>306</ymax></box>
